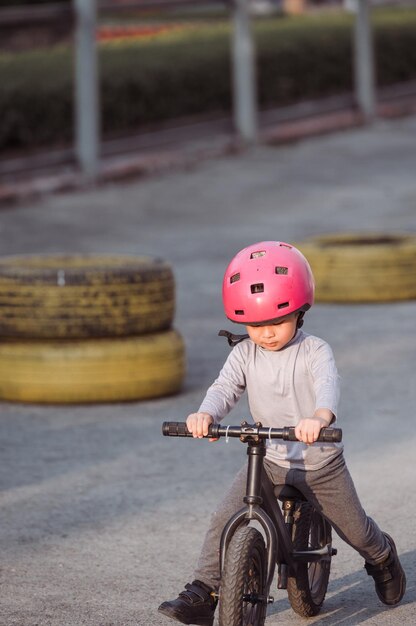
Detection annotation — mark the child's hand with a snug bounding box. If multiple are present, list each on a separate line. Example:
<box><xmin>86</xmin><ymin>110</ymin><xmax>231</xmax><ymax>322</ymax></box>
<box><xmin>186</xmin><ymin>412</ymin><xmax>217</xmax><ymax>441</ymax></box>
<box><xmin>295</xmin><ymin>410</ymin><xmax>333</xmax><ymax>444</ymax></box>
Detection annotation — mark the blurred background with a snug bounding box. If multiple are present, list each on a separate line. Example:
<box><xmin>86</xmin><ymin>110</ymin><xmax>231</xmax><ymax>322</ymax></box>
<box><xmin>0</xmin><ymin>0</ymin><xmax>415</xmax><ymax>190</ymax></box>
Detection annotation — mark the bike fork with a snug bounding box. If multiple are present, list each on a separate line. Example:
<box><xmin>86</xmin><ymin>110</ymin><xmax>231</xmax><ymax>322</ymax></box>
<box><xmin>219</xmin><ymin>438</ymin><xmax>278</xmax><ymax>595</ymax></box>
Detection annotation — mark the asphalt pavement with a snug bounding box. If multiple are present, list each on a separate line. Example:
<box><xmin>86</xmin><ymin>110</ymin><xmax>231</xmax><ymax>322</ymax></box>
<box><xmin>0</xmin><ymin>114</ymin><xmax>415</xmax><ymax>625</ymax></box>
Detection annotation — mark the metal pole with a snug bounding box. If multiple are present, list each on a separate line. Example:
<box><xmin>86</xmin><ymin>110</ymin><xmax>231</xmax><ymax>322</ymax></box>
<box><xmin>74</xmin><ymin>0</ymin><xmax>100</xmax><ymax>179</ymax></box>
<box><xmin>353</xmin><ymin>0</ymin><xmax>376</xmax><ymax>121</ymax></box>
<box><xmin>231</xmin><ymin>0</ymin><xmax>258</xmax><ymax>143</ymax></box>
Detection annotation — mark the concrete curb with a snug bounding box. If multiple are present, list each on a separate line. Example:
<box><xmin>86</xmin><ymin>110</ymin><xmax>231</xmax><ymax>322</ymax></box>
<box><xmin>1</xmin><ymin>93</ymin><xmax>415</xmax><ymax>207</ymax></box>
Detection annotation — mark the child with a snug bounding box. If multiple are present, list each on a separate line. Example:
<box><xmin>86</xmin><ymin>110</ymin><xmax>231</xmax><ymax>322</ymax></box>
<box><xmin>159</xmin><ymin>241</ymin><xmax>406</xmax><ymax>626</ymax></box>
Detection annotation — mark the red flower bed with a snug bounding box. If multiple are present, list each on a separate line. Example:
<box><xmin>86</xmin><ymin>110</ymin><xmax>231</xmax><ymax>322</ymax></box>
<box><xmin>96</xmin><ymin>23</ymin><xmax>183</xmax><ymax>42</ymax></box>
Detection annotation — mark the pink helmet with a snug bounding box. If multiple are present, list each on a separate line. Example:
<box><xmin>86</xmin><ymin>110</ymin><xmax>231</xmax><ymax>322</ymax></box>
<box><xmin>222</xmin><ymin>241</ymin><xmax>314</xmax><ymax>325</ymax></box>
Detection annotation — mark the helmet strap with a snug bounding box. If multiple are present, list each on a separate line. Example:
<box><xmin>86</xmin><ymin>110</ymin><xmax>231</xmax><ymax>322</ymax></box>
<box><xmin>218</xmin><ymin>329</ymin><xmax>249</xmax><ymax>347</ymax></box>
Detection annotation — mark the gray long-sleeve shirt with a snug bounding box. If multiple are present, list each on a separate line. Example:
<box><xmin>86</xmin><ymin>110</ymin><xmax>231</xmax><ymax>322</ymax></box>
<box><xmin>198</xmin><ymin>329</ymin><xmax>343</xmax><ymax>470</ymax></box>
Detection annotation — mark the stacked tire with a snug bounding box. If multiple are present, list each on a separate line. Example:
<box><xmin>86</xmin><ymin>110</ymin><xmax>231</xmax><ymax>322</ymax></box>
<box><xmin>295</xmin><ymin>233</ymin><xmax>416</xmax><ymax>303</ymax></box>
<box><xmin>0</xmin><ymin>254</ymin><xmax>186</xmax><ymax>404</ymax></box>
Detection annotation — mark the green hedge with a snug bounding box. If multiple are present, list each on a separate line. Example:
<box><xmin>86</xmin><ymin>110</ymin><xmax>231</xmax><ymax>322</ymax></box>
<box><xmin>0</xmin><ymin>48</ymin><xmax>73</xmax><ymax>148</ymax></box>
<box><xmin>1</xmin><ymin>8</ymin><xmax>416</xmax><ymax>151</ymax></box>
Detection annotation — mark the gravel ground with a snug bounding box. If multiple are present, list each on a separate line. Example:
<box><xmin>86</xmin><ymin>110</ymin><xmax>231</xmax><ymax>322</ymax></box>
<box><xmin>0</xmin><ymin>115</ymin><xmax>415</xmax><ymax>625</ymax></box>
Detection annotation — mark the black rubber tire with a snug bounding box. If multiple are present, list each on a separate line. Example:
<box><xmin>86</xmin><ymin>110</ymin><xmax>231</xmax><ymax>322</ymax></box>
<box><xmin>219</xmin><ymin>526</ymin><xmax>268</xmax><ymax>626</ymax></box>
<box><xmin>0</xmin><ymin>254</ymin><xmax>175</xmax><ymax>339</ymax></box>
<box><xmin>295</xmin><ymin>232</ymin><xmax>416</xmax><ymax>302</ymax></box>
<box><xmin>0</xmin><ymin>329</ymin><xmax>185</xmax><ymax>404</ymax></box>
<box><xmin>287</xmin><ymin>503</ymin><xmax>332</xmax><ymax>617</ymax></box>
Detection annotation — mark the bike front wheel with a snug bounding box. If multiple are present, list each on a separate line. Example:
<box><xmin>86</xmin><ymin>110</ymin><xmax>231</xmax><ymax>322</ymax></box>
<box><xmin>219</xmin><ymin>526</ymin><xmax>268</xmax><ymax>626</ymax></box>
<box><xmin>287</xmin><ymin>502</ymin><xmax>332</xmax><ymax>617</ymax></box>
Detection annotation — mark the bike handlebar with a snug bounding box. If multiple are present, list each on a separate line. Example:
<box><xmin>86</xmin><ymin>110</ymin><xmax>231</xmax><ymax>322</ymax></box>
<box><xmin>162</xmin><ymin>421</ymin><xmax>342</xmax><ymax>443</ymax></box>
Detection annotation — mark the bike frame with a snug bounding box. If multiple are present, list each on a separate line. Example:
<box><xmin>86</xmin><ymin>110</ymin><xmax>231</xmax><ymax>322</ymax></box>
<box><xmin>218</xmin><ymin>428</ymin><xmax>333</xmax><ymax>595</ymax></box>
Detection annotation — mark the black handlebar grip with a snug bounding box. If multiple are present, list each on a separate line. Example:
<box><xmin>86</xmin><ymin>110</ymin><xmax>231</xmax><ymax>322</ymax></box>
<box><xmin>320</xmin><ymin>427</ymin><xmax>342</xmax><ymax>443</ymax></box>
<box><xmin>285</xmin><ymin>426</ymin><xmax>342</xmax><ymax>443</ymax></box>
<box><xmin>162</xmin><ymin>422</ymin><xmax>219</xmax><ymax>438</ymax></box>
<box><xmin>162</xmin><ymin>421</ymin><xmax>191</xmax><ymax>437</ymax></box>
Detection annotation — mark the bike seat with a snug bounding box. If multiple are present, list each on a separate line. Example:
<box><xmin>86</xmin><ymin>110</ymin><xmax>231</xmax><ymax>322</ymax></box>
<box><xmin>274</xmin><ymin>484</ymin><xmax>307</xmax><ymax>502</ymax></box>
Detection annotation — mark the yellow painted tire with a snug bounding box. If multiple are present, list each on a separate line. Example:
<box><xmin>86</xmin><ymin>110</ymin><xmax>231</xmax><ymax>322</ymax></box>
<box><xmin>0</xmin><ymin>330</ymin><xmax>185</xmax><ymax>404</ymax></box>
<box><xmin>0</xmin><ymin>254</ymin><xmax>175</xmax><ymax>339</ymax></box>
<box><xmin>295</xmin><ymin>233</ymin><xmax>416</xmax><ymax>302</ymax></box>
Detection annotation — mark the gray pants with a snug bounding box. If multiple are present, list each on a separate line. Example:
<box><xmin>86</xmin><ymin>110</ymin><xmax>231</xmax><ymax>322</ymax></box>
<box><xmin>194</xmin><ymin>453</ymin><xmax>389</xmax><ymax>590</ymax></box>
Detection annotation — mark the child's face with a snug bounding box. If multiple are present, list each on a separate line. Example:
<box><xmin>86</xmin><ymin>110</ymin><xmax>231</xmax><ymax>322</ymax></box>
<box><xmin>246</xmin><ymin>314</ymin><xmax>298</xmax><ymax>351</ymax></box>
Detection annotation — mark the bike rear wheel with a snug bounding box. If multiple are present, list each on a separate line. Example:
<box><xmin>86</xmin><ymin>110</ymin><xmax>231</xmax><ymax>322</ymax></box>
<box><xmin>219</xmin><ymin>526</ymin><xmax>268</xmax><ymax>626</ymax></box>
<box><xmin>287</xmin><ymin>503</ymin><xmax>332</xmax><ymax>617</ymax></box>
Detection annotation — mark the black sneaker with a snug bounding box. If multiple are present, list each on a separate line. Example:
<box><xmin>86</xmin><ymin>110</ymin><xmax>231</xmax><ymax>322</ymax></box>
<box><xmin>158</xmin><ymin>580</ymin><xmax>217</xmax><ymax>626</ymax></box>
<box><xmin>365</xmin><ymin>533</ymin><xmax>406</xmax><ymax>605</ymax></box>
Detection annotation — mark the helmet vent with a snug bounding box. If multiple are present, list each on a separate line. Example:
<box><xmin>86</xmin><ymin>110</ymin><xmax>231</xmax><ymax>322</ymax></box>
<box><xmin>230</xmin><ymin>272</ymin><xmax>240</xmax><ymax>284</ymax></box>
<box><xmin>275</xmin><ymin>266</ymin><xmax>288</xmax><ymax>275</ymax></box>
<box><xmin>278</xmin><ymin>301</ymin><xmax>289</xmax><ymax>310</ymax></box>
<box><xmin>235</xmin><ymin>310</ymin><xmax>244</xmax><ymax>316</ymax></box>
<box><xmin>250</xmin><ymin>250</ymin><xmax>266</xmax><ymax>259</ymax></box>
<box><xmin>251</xmin><ymin>283</ymin><xmax>264</xmax><ymax>294</ymax></box>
